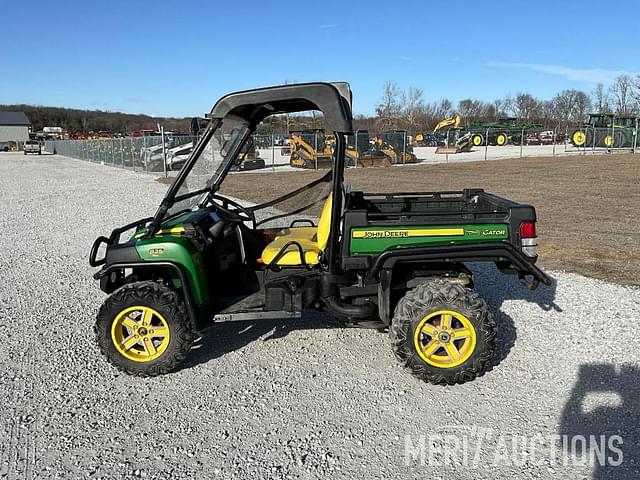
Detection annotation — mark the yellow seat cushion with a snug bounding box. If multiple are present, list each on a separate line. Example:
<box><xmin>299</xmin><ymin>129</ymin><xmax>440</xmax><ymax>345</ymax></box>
<box><xmin>275</xmin><ymin>226</ymin><xmax>317</xmax><ymax>242</ymax></box>
<box><xmin>261</xmin><ymin>195</ymin><xmax>333</xmax><ymax>266</ymax></box>
<box><xmin>261</xmin><ymin>237</ymin><xmax>321</xmax><ymax>265</ymax></box>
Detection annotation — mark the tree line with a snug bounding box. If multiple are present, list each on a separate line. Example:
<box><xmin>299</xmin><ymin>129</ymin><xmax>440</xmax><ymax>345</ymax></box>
<box><xmin>367</xmin><ymin>74</ymin><xmax>640</xmax><ymax>134</ymax></box>
<box><xmin>4</xmin><ymin>74</ymin><xmax>640</xmax><ymax>136</ymax></box>
<box><xmin>0</xmin><ymin>104</ymin><xmax>191</xmax><ymax>134</ymax></box>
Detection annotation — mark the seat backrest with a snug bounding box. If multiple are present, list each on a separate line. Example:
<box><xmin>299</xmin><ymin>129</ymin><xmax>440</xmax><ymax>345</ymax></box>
<box><xmin>316</xmin><ymin>194</ymin><xmax>333</xmax><ymax>251</ymax></box>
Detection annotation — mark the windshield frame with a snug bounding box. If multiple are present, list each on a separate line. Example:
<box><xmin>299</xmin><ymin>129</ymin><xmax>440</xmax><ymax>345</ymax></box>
<box><xmin>145</xmin><ymin>118</ymin><xmax>254</xmax><ymax>237</ymax></box>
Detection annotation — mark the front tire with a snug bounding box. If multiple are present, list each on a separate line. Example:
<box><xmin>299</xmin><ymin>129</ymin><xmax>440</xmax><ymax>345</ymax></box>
<box><xmin>390</xmin><ymin>280</ymin><xmax>496</xmax><ymax>385</ymax></box>
<box><xmin>95</xmin><ymin>281</ymin><xmax>195</xmax><ymax>376</ymax></box>
<box><xmin>471</xmin><ymin>133</ymin><xmax>484</xmax><ymax>146</ymax></box>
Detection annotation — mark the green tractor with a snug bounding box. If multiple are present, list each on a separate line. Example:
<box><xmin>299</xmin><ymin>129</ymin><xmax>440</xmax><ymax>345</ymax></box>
<box><xmin>570</xmin><ymin>113</ymin><xmax>638</xmax><ymax>148</ymax></box>
<box><xmin>90</xmin><ymin>82</ymin><xmax>550</xmax><ymax>385</ymax></box>
<box><xmin>467</xmin><ymin>118</ymin><xmax>544</xmax><ymax>147</ymax></box>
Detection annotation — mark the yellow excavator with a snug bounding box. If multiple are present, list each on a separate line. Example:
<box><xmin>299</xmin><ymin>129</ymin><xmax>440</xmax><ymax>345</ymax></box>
<box><xmin>346</xmin><ymin>130</ymin><xmax>391</xmax><ymax>167</ymax></box>
<box><xmin>289</xmin><ymin>130</ymin><xmax>334</xmax><ymax>168</ymax></box>
<box><xmin>371</xmin><ymin>130</ymin><xmax>417</xmax><ymax>164</ymax></box>
<box><xmin>433</xmin><ymin>115</ymin><xmax>472</xmax><ymax>154</ymax></box>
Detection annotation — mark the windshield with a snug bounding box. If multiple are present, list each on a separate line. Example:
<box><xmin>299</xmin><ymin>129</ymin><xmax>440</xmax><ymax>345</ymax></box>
<box><xmin>168</xmin><ymin>117</ymin><xmax>250</xmax><ymax>215</ymax></box>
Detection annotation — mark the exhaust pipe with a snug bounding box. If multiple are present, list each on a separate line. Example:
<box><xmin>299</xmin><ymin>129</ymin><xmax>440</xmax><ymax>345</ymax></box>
<box><xmin>322</xmin><ymin>295</ymin><xmax>376</xmax><ymax>319</ymax></box>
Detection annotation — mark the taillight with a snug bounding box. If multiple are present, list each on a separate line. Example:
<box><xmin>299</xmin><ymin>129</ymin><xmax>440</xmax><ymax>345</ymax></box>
<box><xmin>519</xmin><ymin>221</ymin><xmax>537</xmax><ymax>238</ymax></box>
<box><xmin>519</xmin><ymin>221</ymin><xmax>538</xmax><ymax>257</ymax></box>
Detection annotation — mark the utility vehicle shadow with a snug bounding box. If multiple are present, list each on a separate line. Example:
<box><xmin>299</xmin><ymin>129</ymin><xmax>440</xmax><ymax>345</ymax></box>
<box><xmin>470</xmin><ymin>263</ymin><xmax>561</xmax><ymax>371</ymax></box>
<box><xmin>181</xmin><ymin>264</ymin><xmax>561</xmax><ymax>373</ymax></box>
<box><xmin>178</xmin><ymin>312</ymin><xmax>341</xmax><ymax>371</ymax></box>
<box><xmin>559</xmin><ymin>363</ymin><xmax>640</xmax><ymax>479</ymax></box>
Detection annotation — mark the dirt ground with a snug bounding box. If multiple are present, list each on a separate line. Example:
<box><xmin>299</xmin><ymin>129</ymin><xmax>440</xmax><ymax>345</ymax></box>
<box><xmin>219</xmin><ymin>153</ymin><xmax>640</xmax><ymax>286</ymax></box>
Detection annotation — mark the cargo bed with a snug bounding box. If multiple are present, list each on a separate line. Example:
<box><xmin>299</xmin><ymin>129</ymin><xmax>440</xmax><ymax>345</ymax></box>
<box><xmin>341</xmin><ymin>189</ymin><xmax>549</xmax><ymax>286</ymax></box>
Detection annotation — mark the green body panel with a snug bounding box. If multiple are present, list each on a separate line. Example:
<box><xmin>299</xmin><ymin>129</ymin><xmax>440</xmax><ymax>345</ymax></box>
<box><xmin>468</xmin><ymin>118</ymin><xmax>543</xmax><ymax>131</ymax></box>
<box><xmin>349</xmin><ymin>224</ymin><xmax>509</xmax><ymax>255</ymax></box>
<box><xmin>135</xmin><ymin>235</ymin><xmax>208</xmax><ymax>304</ymax></box>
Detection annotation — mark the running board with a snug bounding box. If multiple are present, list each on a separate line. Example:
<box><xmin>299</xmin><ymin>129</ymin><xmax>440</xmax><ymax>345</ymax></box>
<box><xmin>212</xmin><ymin>310</ymin><xmax>301</xmax><ymax>322</ymax></box>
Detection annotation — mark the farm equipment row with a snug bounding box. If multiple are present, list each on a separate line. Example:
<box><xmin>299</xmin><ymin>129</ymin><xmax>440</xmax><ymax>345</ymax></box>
<box><xmin>415</xmin><ymin>116</ymin><xmax>564</xmax><ymax>151</ymax></box>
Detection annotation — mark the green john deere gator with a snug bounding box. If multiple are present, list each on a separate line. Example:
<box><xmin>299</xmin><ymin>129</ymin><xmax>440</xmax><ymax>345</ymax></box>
<box><xmin>90</xmin><ymin>82</ymin><xmax>550</xmax><ymax>385</ymax></box>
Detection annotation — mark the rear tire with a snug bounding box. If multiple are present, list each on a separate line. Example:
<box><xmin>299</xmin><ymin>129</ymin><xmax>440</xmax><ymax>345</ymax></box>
<box><xmin>95</xmin><ymin>281</ymin><xmax>195</xmax><ymax>376</ymax></box>
<box><xmin>390</xmin><ymin>280</ymin><xmax>495</xmax><ymax>385</ymax></box>
<box><xmin>495</xmin><ymin>132</ymin><xmax>508</xmax><ymax>146</ymax></box>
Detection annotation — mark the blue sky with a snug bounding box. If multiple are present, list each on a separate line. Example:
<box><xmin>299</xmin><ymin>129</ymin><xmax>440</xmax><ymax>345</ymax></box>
<box><xmin>1</xmin><ymin>0</ymin><xmax>638</xmax><ymax>117</ymax></box>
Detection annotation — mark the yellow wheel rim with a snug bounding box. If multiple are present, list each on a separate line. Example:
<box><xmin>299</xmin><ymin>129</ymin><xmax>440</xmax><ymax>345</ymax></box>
<box><xmin>472</xmin><ymin>135</ymin><xmax>482</xmax><ymax>146</ymax></box>
<box><xmin>604</xmin><ymin>135</ymin><xmax>613</xmax><ymax>146</ymax></box>
<box><xmin>496</xmin><ymin>134</ymin><xmax>506</xmax><ymax>145</ymax></box>
<box><xmin>413</xmin><ymin>309</ymin><xmax>477</xmax><ymax>369</ymax></box>
<box><xmin>572</xmin><ymin>131</ymin><xmax>586</xmax><ymax>146</ymax></box>
<box><xmin>111</xmin><ymin>306</ymin><xmax>170</xmax><ymax>362</ymax></box>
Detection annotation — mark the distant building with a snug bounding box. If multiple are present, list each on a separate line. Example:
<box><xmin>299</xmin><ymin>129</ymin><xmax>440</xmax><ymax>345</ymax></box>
<box><xmin>0</xmin><ymin>112</ymin><xmax>31</xmax><ymax>143</ymax></box>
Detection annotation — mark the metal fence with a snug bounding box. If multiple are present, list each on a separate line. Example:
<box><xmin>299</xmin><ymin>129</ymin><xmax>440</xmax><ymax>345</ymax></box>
<box><xmin>44</xmin><ymin>124</ymin><xmax>638</xmax><ymax>174</ymax></box>
<box><xmin>44</xmin><ymin>135</ymin><xmax>196</xmax><ymax>174</ymax></box>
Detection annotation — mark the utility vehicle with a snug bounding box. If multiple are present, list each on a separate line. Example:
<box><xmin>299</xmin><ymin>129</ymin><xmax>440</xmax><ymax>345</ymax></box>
<box><xmin>90</xmin><ymin>82</ymin><xmax>550</xmax><ymax>385</ymax></box>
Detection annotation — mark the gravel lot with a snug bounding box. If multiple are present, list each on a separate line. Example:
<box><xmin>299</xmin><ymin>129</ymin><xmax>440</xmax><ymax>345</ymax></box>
<box><xmin>1</xmin><ymin>152</ymin><xmax>639</xmax><ymax>480</ymax></box>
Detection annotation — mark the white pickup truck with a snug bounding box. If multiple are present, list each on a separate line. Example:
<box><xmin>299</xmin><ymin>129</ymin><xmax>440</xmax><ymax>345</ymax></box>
<box><xmin>23</xmin><ymin>140</ymin><xmax>41</xmax><ymax>155</ymax></box>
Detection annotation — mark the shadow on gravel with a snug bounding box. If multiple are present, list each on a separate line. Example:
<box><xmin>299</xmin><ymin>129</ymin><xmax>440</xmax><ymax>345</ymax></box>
<box><xmin>181</xmin><ymin>264</ymin><xmax>562</xmax><ymax>374</ymax></box>
<box><xmin>471</xmin><ymin>264</ymin><xmax>562</xmax><ymax>371</ymax></box>
<box><xmin>559</xmin><ymin>364</ymin><xmax>640</xmax><ymax>479</ymax></box>
<box><xmin>178</xmin><ymin>313</ymin><xmax>340</xmax><ymax>371</ymax></box>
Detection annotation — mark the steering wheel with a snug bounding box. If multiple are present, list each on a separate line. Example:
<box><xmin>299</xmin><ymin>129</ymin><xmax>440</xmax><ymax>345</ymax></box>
<box><xmin>210</xmin><ymin>194</ymin><xmax>255</xmax><ymax>224</ymax></box>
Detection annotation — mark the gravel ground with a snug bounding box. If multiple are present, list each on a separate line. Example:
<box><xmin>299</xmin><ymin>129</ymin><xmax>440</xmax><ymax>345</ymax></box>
<box><xmin>1</xmin><ymin>152</ymin><xmax>639</xmax><ymax>480</ymax></box>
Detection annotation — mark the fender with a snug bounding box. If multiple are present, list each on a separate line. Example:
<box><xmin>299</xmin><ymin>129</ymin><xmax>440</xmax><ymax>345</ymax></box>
<box><xmin>94</xmin><ymin>261</ymin><xmax>205</xmax><ymax>331</ymax></box>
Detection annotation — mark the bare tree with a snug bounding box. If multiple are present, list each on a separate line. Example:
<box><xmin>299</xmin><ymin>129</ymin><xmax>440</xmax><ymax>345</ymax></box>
<box><xmin>514</xmin><ymin>92</ymin><xmax>540</xmax><ymax>120</ymax></box>
<box><xmin>437</xmin><ymin>99</ymin><xmax>453</xmax><ymax>119</ymax></box>
<box><xmin>609</xmin><ymin>75</ymin><xmax>633</xmax><ymax>114</ymax></box>
<box><xmin>401</xmin><ymin>87</ymin><xmax>425</xmax><ymax>133</ymax></box>
<box><xmin>501</xmin><ymin>95</ymin><xmax>517</xmax><ymax>117</ymax></box>
<box><xmin>592</xmin><ymin>83</ymin><xmax>611</xmax><ymax>113</ymax></box>
<box><xmin>573</xmin><ymin>91</ymin><xmax>592</xmax><ymax>123</ymax></box>
<box><xmin>375</xmin><ymin>81</ymin><xmax>402</xmax><ymax>130</ymax></box>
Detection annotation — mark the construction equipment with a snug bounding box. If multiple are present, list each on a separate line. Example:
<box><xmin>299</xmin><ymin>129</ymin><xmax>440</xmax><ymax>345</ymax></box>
<box><xmin>289</xmin><ymin>129</ymin><xmax>334</xmax><ymax>168</ymax></box>
<box><xmin>432</xmin><ymin>115</ymin><xmax>472</xmax><ymax>154</ymax></box>
<box><xmin>570</xmin><ymin>114</ymin><xmax>638</xmax><ymax>148</ymax></box>
<box><xmin>372</xmin><ymin>130</ymin><xmax>417</xmax><ymax>164</ymax></box>
<box><xmin>433</xmin><ymin>115</ymin><xmax>462</xmax><ymax>133</ymax></box>
<box><xmin>414</xmin><ymin>132</ymin><xmax>445</xmax><ymax>147</ymax></box>
<box><xmin>346</xmin><ymin>130</ymin><xmax>391</xmax><ymax>167</ymax></box>
<box><xmin>90</xmin><ymin>81</ymin><xmax>550</xmax><ymax>385</ymax></box>
<box><xmin>232</xmin><ymin>138</ymin><xmax>265</xmax><ymax>171</ymax></box>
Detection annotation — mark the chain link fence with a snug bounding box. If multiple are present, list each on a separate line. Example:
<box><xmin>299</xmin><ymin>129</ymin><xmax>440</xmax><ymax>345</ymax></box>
<box><xmin>44</xmin><ymin>135</ymin><xmax>196</xmax><ymax>174</ymax></box>
<box><xmin>44</xmin><ymin>121</ymin><xmax>639</xmax><ymax>173</ymax></box>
